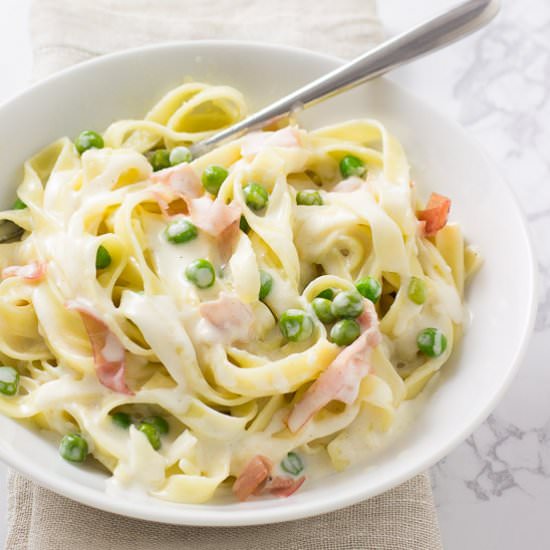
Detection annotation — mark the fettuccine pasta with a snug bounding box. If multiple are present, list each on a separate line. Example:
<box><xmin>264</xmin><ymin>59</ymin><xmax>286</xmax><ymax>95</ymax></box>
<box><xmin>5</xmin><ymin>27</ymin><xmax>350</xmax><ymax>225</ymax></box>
<box><xmin>0</xmin><ymin>82</ymin><xmax>480</xmax><ymax>503</ymax></box>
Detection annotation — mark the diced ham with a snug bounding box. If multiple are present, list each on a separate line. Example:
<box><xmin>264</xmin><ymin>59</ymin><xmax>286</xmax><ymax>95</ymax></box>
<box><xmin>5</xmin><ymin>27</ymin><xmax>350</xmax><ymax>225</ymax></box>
<box><xmin>151</xmin><ymin>162</ymin><xmax>202</xmax><ymax>199</ymax></box>
<box><xmin>417</xmin><ymin>220</ymin><xmax>427</xmax><ymax>237</ymax></box>
<box><xmin>2</xmin><ymin>261</ymin><xmax>47</xmax><ymax>283</ymax></box>
<box><xmin>151</xmin><ymin>188</ymin><xmax>188</xmax><ymax>219</ymax></box>
<box><xmin>233</xmin><ymin>455</ymin><xmax>272</xmax><ymax>502</ymax></box>
<box><xmin>152</xmin><ymin>186</ymin><xmax>240</xmax><ymax>238</ymax></box>
<box><xmin>241</xmin><ymin>127</ymin><xmax>301</xmax><ymax>157</ymax></box>
<box><xmin>189</xmin><ymin>196</ymin><xmax>241</xmax><ymax>262</ymax></box>
<box><xmin>218</xmin><ymin>220</ymin><xmax>241</xmax><ymax>263</ymax></box>
<box><xmin>286</xmin><ymin>300</ymin><xmax>381</xmax><ymax>433</ymax></box>
<box><xmin>188</xmin><ymin>196</ymin><xmax>241</xmax><ymax>238</ymax></box>
<box><xmin>233</xmin><ymin>455</ymin><xmax>306</xmax><ymax>501</ymax></box>
<box><xmin>150</xmin><ymin>163</ymin><xmax>201</xmax><ymax>218</ymax></box>
<box><xmin>66</xmin><ymin>300</ymin><xmax>133</xmax><ymax>395</ymax></box>
<box><xmin>199</xmin><ymin>293</ymin><xmax>254</xmax><ymax>343</ymax></box>
<box><xmin>149</xmin><ymin>156</ymin><xmax>240</xmax><ymax>243</ymax></box>
<box><xmin>357</xmin><ymin>298</ymin><xmax>380</xmax><ymax>334</ymax></box>
<box><xmin>151</xmin><ymin>188</ymin><xmax>173</xmax><ymax>218</ymax></box>
<box><xmin>332</xmin><ymin>176</ymin><xmax>364</xmax><ymax>193</ymax></box>
<box><xmin>417</xmin><ymin>193</ymin><xmax>451</xmax><ymax>236</ymax></box>
<box><xmin>151</xmin><ymin>178</ymin><xmax>241</xmax><ymax>259</ymax></box>
<box><xmin>265</xmin><ymin>475</ymin><xmax>306</xmax><ymax>498</ymax></box>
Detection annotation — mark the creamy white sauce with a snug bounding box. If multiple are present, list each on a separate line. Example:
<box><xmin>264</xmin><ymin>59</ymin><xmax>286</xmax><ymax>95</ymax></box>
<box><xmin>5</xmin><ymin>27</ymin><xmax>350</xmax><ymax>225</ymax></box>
<box><xmin>431</xmin><ymin>278</ymin><xmax>465</xmax><ymax>323</ymax></box>
<box><xmin>0</xmin><ymin>97</ymin><xmax>474</xmax><ymax>505</ymax></box>
<box><xmin>111</xmin><ymin>426</ymin><xmax>166</xmax><ymax>491</ymax></box>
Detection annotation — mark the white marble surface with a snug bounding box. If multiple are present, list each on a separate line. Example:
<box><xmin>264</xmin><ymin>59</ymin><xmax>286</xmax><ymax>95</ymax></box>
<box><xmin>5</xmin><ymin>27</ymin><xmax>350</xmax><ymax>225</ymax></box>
<box><xmin>1</xmin><ymin>0</ymin><xmax>549</xmax><ymax>548</ymax></box>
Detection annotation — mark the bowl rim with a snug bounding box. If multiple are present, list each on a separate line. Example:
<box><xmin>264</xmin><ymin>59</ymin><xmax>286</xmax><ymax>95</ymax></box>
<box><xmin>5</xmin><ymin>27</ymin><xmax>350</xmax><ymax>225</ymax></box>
<box><xmin>0</xmin><ymin>39</ymin><xmax>538</xmax><ymax>526</ymax></box>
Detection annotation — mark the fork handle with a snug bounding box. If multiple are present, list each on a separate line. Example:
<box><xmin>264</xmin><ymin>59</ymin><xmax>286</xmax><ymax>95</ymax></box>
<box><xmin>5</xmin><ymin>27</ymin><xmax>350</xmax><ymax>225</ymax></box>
<box><xmin>190</xmin><ymin>0</ymin><xmax>499</xmax><ymax>156</ymax></box>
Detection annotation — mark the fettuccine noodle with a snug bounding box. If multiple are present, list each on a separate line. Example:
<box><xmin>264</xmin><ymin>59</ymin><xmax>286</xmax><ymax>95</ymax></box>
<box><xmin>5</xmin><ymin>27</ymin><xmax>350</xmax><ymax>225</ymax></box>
<box><xmin>0</xmin><ymin>82</ymin><xmax>480</xmax><ymax>503</ymax></box>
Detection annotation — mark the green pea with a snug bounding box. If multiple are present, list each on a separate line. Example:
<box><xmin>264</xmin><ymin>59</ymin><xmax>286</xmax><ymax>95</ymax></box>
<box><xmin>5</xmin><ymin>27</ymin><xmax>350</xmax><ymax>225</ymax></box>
<box><xmin>339</xmin><ymin>155</ymin><xmax>366</xmax><ymax>178</ymax></box>
<box><xmin>408</xmin><ymin>277</ymin><xmax>427</xmax><ymax>305</ymax></box>
<box><xmin>281</xmin><ymin>452</ymin><xmax>304</xmax><ymax>476</ymax></box>
<box><xmin>355</xmin><ymin>277</ymin><xmax>382</xmax><ymax>303</ymax></box>
<box><xmin>239</xmin><ymin>215</ymin><xmax>250</xmax><ymax>233</ymax></box>
<box><xmin>185</xmin><ymin>259</ymin><xmax>215</xmax><ymax>289</ymax></box>
<box><xmin>0</xmin><ymin>366</ymin><xmax>19</xmax><ymax>396</ymax></box>
<box><xmin>138</xmin><ymin>422</ymin><xmax>161</xmax><ymax>450</ymax></box>
<box><xmin>143</xmin><ymin>415</ymin><xmax>169</xmax><ymax>435</ymax></box>
<box><xmin>111</xmin><ymin>412</ymin><xmax>132</xmax><ymax>429</ymax></box>
<box><xmin>331</xmin><ymin>290</ymin><xmax>364</xmax><ymax>319</ymax></box>
<box><xmin>12</xmin><ymin>198</ymin><xmax>27</xmax><ymax>210</ymax></box>
<box><xmin>316</xmin><ymin>288</ymin><xmax>335</xmax><ymax>300</ymax></box>
<box><xmin>165</xmin><ymin>219</ymin><xmax>198</xmax><ymax>244</ymax></box>
<box><xmin>243</xmin><ymin>183</ymin><xmax>269</xmax><ymax>211</ymax></box>
<box><xmin>59</xmin><ymin>433</ymin><xmax>88</xmax><ymax>463</ymax></box>
<box><xmin>330</xmin><ymin>319</ymin><xmax>361</xmax><ymax>346</ymax></box>
<box><xmin>259</xmin><ymin>270</ymin><xmax>273</xmax><ymax>300</ymax></box>
<box><xmin>312</xmin><ymin>297</ymin><xmax>336</xmax><ymax>324</ymax></box>
<box><xmin>417</xmin><ymin>328</ymin><xmax>448</xmax><ymax>358</ymax></box>
<box><xmin>74</xmin><ymin>130</ymin><xmax>104</xmax><ymax>155</ymax></box>
<box><xmin>296</xmin><ymin>190</ymin><xmax>323</xmax><ymax>206</ymax></box>
<box><xmin>169</xmin><ymin>146</ymin><xmax>192</xmax><ymax>166</ymax></box>
<box><xmin>95</xmin><ymin>245</ymin><xmax>112</xmax><ymax>270</ymax></box>
<box><xmin>279</xmin><ymin>309</ymin><xmax>314</xmax><ymax>342</ymax></box>
<box><xmin>149</xmin><ymin>149</ymin><xmax>171</xmax><ymax>172</ymax></box>
<box><xmin>202</xmin><ymin>165</ymin><xmax>228</xmax><ymax>196</ymax></box>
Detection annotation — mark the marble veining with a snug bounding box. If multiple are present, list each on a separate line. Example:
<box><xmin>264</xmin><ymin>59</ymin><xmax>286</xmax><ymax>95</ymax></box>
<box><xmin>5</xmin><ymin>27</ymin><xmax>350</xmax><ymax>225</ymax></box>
<box><xmin>422</xmin><ymin>1</ymin><xmax>550</xmax><ymax>547</ymax></box>
<box><xmin>452</xmin><ymin>0</ymin><xmax>550</xmax><ymax>325</ymax></box>
<box><xmin>433</xmin><ymin>412</ymin><xmax>550</xmax><ymax>500</ymax></box>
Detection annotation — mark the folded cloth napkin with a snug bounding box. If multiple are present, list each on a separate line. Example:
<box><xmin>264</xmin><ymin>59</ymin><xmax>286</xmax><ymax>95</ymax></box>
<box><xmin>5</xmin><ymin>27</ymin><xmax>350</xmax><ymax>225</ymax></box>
<box><xmin>5</xmin><ymin>1</ymin><xmax>443</xmax><ymax>548</ymax></box>
<box><xmin>7</xmin><ymin>473</ymin><xmax>440</xmax><ymax>550</ymax></box>
<box><xmin>30</xmin><ymin>0</ymin><xmax>383</xmax><ymax>80</ymax></box>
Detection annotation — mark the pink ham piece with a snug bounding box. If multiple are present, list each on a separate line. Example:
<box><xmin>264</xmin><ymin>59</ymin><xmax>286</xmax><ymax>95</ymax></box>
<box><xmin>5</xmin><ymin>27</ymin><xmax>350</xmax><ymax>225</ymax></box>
<box><xmin>152</xmin><ymin>186</ymin><xmax>241</xmax><ymax>240</ymax></box>
<box><xmin>2</xmin><ymin>261</ymin><xmax>47</xmax><ymax>283</ymax></box>
<box><xmin>188</xmin><ymin>196</ymin><xmax>242</xmax><ymax>262</ymax></box>
<box><xmin>150</xmin><ymin>163</ymin><xmax>201</xmax><ymax>218</ymax></box>
<box><xmin>151</xmin><ymin>188</ymin><xmax>176</xmax><ymax>218</ymax></box>
<box><xmin>417</xmin><ymin>192</ymin><xmax>451</xmax><ymax>236</ymax></box>
<box><xmin>233</xmin><ymin>455</ymin><xmax>273</xmax><ymax>502</ymax></box>
<box><xmin>264</xmin><ymin>475</ymin><xmax>306</xmax><ymax>498</ymax></box>
<box><xmin>241</xmin><ymin>127</ymin><xmax>301</xmax><ymax>157</ymax></box>
<box><xmin>199</xmin><ymin>292</ymin><xmax>254</xmax><ymax>343</ymax></box>
<box><xmin>151</xmin><ymin>176</ymin><xmax>241</xmax><ymax>261</ymax></box>
<box><xmin>417</xmin><ymin>220</ymin><xmax>427</xmax><ymax>237</ymax></box>
<box><xmin>66</xmin><ymin>300</ymin><xmax>133</xmax><ymax>395</ymax></box>
<box><xmin>286</xmin><ymin>300</ymin><xmax>381</xmax><ymax>433</ymax></box>
<box><xmin>149</xmin><ymin>155</ymin><xmax>240</xmax><ymax>241</ymax></box>
<box><xmin>233</xmin><ymin>455</ymin><xmax>307</xmax><ymax>501</ymax></box>
<box><xmin>151</xmin><ymin>162</ymin><xmax>202</xmax><ymax>199</ymax></box>
<box><xmin>188</xmin><ymin>196</ymin><xmax>241</xmax><ymax>238</ymax></box>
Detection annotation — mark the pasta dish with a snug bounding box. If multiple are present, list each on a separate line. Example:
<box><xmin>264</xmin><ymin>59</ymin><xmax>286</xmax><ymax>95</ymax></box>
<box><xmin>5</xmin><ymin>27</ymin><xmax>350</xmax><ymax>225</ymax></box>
<box><xmin>0</xmin><ymin>82</ymin><xmax>480</xmax><ymax>503</ymax></box>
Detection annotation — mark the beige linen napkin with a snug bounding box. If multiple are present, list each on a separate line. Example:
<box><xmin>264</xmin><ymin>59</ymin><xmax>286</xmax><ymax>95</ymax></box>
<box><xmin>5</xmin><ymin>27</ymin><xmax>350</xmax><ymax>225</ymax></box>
<box><xmin>7</xmin><ymin>473</ymin><xmax>440</xmax><ymax>550</ymax></box>
<box><xmin>5</xmin><ymin>1</ymin><xmax>443</xmax><ymax>548</ymax></box>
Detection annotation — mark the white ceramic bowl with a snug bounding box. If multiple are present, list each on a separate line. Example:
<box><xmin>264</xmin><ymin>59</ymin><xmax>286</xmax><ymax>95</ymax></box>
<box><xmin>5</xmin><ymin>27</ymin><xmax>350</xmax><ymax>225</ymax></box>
<box><xmin>0</xmin><ymin>41</ymin><xmax>536</xmax><ymax>526</ymax></box>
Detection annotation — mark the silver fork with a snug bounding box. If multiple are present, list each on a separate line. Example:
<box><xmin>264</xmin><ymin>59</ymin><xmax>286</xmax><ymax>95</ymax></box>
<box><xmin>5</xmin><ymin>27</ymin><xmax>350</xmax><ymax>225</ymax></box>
<box><xmin>0</xmin><ymin>0</ymin><xmax>499</xmax><ymax>243</ymax></box>
<box><xmin>189</xmin><ymin>0</ymin><xmax>499</xmax><ymax>158</ymax></box>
